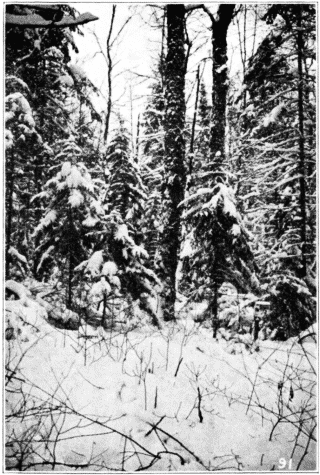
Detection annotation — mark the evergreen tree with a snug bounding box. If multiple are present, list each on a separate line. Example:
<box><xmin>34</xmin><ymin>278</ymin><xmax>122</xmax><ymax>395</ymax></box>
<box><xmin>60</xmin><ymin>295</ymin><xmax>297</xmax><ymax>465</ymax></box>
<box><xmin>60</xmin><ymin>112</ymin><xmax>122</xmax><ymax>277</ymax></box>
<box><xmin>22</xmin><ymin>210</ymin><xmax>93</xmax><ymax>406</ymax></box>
<box><xmin>105</xmin><ymin>120</ymin><xmax>147</xmax><ymax>235</ymax></box>
<box><xmin>141</xmin><ymin>72</ymin><xmax>165</xmax><ymax>269</ymax></box>
<box><xmin>5</xmin><ymin>86</ymin><xmax>42</xmax><ymax>278</ymax></box>
<box><xmin>182</xmin><ymin>178</ymin><xmax>259</xmax><ymax>336</ymax></box>
<box><xmin>34</xmin><ymin>138</ymin><xmax>97</xmax><ymax>308</ymax></box>
<box><xmin>5</xmin><ymin>5</ymin><xmax>99</xmax><ymax>279</ymax></box>
<box><xmin>81</xmin><ymin>121</ymin><xmax>161</xmax><ymax>326</ymax></box>
<box><xmin>233</xmin><ymin>5</ymin><xmax>316</xmax><ymax>337</ymax></box>
<box><xmin>182</xmin><ymin>5</ymin><xmax>258</xmax><ymax>337</ymax></box>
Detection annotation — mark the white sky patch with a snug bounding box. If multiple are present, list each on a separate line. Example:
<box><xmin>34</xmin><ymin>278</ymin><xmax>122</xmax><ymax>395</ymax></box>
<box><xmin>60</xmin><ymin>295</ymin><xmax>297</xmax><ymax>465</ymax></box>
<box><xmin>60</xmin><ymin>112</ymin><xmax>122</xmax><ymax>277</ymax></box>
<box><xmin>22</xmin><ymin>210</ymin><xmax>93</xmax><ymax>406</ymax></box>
<box><xmin>69</xmin><ymin>3</ymin><xmax>270</xmax><ymax>140</ymax></box>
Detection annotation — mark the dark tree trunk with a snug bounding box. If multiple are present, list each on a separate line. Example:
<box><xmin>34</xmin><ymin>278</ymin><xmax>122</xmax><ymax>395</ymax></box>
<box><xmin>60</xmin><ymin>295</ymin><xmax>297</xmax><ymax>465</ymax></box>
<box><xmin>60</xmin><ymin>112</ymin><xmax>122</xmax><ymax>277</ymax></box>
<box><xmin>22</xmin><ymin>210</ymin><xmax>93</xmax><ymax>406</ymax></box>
<box><xmin>297</xmin><ymin>6</ymin><xmax>307</xmax><ymax>278</ymax></box>
<box><xmin>210</xmin><ymin>5</ymin><xmax>235</xmax><ymax>165</ymax></box>
<box><xmin>67</xmin><ymin>208</ymin><xmax>75</xmax><ymax>310</ymax></box>
<box><xmin>68</xmin><ymin>249</ymin><xmax>73</xmax><ymax>310</ymax></box>
<box><xmin>212</xmin><ymin>280</ymin><xmax>219</xmax><ymax>338</ymax></box>
<box><xmin>188</xmin><ymin>65</ymin><xmax>201</xmax><ymax>189</ymax></box>
<box><xmin>6</xmin><ymin>151</ymin><xmax>15</xmax><ymax>278</ymax></box>
<box><xmin>161</xmin><ymin>4</ymin><xmax>186</xmax><ymax>321</ymax></box>
<box><xmin>201</xmin><ymin>5</ymin><xmax>235</xmax><ymax>337</ymax></box>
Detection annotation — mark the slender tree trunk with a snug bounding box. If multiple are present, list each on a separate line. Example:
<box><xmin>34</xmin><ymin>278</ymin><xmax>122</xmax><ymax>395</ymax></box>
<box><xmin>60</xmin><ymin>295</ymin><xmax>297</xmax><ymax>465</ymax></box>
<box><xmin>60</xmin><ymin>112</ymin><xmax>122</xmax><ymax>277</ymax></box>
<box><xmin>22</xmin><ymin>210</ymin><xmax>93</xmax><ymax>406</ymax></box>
<box><xmin>202</xmin><ymin>5</ymin><xmax>235</xmax><ymax>337</ymax></box>
<box><xmin>129</xmin><ymin>83</ymin><xmax>134</xmax><ymax>151</ymax></box>
<box><xmin>161</xmin><ymin>4</ymin><xmax>186</xmax><ymax>321</ymax></box>
<box><xmin>67</xmin><ymin>208</ymin><xmax>74</xmax><ymax>310</ymax></box>
<box><xmin>102</xmin><ymin>293</ymin><xmax>107</xmax><ymax>327</ymax></box>
<box><xmin>160</xmin><ymin>11</ymin><xmax>166</xmax><ymax>90</ymax></box>
<box><xmin>104</xmin><ymin>5</ymin><xmax>116</xmax><ymax>143</ymax></box>
<box><xmin>68</xmin><ymin>250</ymin><xmax>73</xmax><ymax>310</ymax></box>
<box><xmin>188</xmin><ymin>65</ymin><xmax>201</xmax><ymax>189</ymax></box>
<box><xmin>135</xmin><ymin>113</ymin><xmax>140</xmax><ymax>163</ymax></box>
<box><xmin>297</xmin><ymin>6</ymin><xmax>307</xmax><ymax>278</ymax></box>
<box><xmin>6</xmin><ymin>151</ymin><xmax>15</xmax><ymax>278</ymax></box>
<box><xmin>212</xmin><ymin>280</ymin><xmax>219</xmax><ymax>338</ymax></box>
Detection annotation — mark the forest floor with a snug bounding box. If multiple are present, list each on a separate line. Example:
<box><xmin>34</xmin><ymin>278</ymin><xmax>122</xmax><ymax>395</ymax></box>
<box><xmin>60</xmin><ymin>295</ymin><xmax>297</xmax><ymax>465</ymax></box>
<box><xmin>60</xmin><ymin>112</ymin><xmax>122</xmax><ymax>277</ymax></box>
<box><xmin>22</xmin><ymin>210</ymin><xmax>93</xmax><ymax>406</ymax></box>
<box><xmin>5</xmin><ymin>297</ymin><xmax>317</xmax><ymax>472</ymax></box>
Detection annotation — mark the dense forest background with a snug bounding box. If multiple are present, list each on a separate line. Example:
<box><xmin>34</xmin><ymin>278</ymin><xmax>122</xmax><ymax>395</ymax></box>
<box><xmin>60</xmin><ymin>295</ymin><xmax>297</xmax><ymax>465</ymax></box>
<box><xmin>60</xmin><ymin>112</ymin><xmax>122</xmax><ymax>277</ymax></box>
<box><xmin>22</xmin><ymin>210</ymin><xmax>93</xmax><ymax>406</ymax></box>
<box><xmin>5</xmin><ymin>3</ymin><xmax>316</xmax><ymax>337</ymax></box>
<box><xmin>4</xmin><ymin>4</ymin><xmax>317</xmax><ymax>471</ymax></box>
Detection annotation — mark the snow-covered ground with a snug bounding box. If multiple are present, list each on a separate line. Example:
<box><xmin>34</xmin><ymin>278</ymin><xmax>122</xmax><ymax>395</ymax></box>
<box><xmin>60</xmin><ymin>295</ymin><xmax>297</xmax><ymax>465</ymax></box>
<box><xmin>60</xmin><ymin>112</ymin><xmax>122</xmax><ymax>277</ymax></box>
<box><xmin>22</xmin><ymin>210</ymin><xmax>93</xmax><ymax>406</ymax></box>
<box><xmin>5</xmin><ymin>299</ymin><xmax>317</xmax><ymax>471</ymax></box>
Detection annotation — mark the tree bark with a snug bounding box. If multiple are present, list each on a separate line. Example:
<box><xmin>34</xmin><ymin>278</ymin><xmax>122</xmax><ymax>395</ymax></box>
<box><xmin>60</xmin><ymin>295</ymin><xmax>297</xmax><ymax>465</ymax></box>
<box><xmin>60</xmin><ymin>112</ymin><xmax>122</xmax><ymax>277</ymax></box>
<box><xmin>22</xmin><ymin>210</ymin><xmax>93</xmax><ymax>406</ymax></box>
<box><xmin>297</xmin><ymin>6</ymin><xmax>307</xmax><ymax>278</ymax></box>
<box><xmin>161</xmin><ymin>4</ymin><xmax>186</xmax><ymax>321</ymax></box>
<box><xmin>209</xmin><ymin>5</ymin><xmax>235</xmax><ymax>165</ymax></box>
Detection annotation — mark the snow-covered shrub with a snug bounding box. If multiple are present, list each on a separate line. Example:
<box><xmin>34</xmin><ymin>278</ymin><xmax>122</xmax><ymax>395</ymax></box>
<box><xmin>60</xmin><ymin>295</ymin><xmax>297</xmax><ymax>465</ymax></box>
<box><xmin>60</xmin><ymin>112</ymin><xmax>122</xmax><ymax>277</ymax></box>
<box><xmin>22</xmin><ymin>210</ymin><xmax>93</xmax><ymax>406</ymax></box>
<box><xmin>75</xmin><ymin>210</ymin><xmax>161</xmax><ymax>329</ymax></box>
<box><xmin>265</xmin><ymin>274</ymin><xmax>316</xmax><ymax>339</ymax></box>
<box><xmin>75</xmin><ymin>251</ymin><xmax>121</xmax><ymax>328</ymax></box>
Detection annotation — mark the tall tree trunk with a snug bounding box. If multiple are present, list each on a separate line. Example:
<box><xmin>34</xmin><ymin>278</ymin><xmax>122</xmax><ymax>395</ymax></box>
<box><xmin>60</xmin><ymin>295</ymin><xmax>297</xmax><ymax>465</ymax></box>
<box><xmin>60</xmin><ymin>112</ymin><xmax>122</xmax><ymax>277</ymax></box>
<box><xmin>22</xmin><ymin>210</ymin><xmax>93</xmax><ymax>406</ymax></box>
<box><xmin>161</xmin><ymin>4</ymin><xmax>186</xmax><ymax>321</ymax></box>
<box><xmin>297</xmin><ymin>6</ymin><xmax>307</xmax><ymax>278</ymax></box>
<box><xmin>201</xmin><ymin>5</ymin><xmax>235</xmax><ymax>337</ymax></box>
<box><xmin>209</xmin><ymin>5</ymin><xmax>235</xmax><ymax>165</ymax></box>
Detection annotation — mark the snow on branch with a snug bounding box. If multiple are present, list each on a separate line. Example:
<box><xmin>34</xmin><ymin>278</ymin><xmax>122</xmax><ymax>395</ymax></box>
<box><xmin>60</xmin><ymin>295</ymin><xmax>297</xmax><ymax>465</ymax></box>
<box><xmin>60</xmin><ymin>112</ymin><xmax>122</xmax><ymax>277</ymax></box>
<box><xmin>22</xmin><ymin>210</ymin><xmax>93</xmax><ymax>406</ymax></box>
<box><xmin>6</xmin><ymin>12</ymin><xmax>99</xmax><ymax>28</ymax></box>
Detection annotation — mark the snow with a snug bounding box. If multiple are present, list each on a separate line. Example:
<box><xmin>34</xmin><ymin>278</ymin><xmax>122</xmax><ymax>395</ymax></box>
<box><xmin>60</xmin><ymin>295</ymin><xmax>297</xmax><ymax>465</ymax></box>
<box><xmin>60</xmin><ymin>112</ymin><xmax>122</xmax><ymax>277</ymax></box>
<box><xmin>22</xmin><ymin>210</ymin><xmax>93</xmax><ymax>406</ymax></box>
<box><xmin>5</xmin><ymin>110</ymin><xmax>15</xmax><ymax>122</ymax></box>
<box><xmin>6</xmin><ymin>280</ymin><xmax>31</xmax><ymax>303</ymax></box>
<box><xmin>115</xmin><ymin>223</ymin><xmax>130</xmax><ymax>241</ymax></box>
<box><xmin>58</xmin><ymin>74</ymin><xmax>74</xmax><ymax>87</ymax></box>
<box><xmin>6</xmin><ymin>92</ymin><xmax>32</xmax><ymax>115</ymax></box>
<box><xmin>82</xmin><ymin>214</ymin><xmax>99</xmax><ymax>227</ymax></box>
<box><xmin>45</xmin><ymin>46</ymin><xmax>64</xmax><ymax>60</ymax></box>
<box><xmin>102</xmin><ymin>261</ymin><xmax>118</xmax><ymax>277</ymax></box>
<box><xmin>69</xmin><ymin>63</ymin><xmax>87</xmax><ymax>80</ymax></box>
<box><xmin>8</xmin><ymin>246</ymin><xmax>28</xmax><ymax>265</ymax></box>
<box><xmin>40</xmin><ymin>210</ymin><xmax>57</xmax><ymax>229</ymax></box>
<box><xmin>61</xmin><ymin>161</ymin><xmax>72</xmax><ymax>177</ymax></box>
<box><xmin>5</xmin><ymin>304</ymin><xmax>316</xmax><ymax>471</ymax></box>
<box><xmin>78</xmin><ymin>250</ymin><xmax>104</xmax><ymax>277</ymax></box>
<box><xmin>110</xmin><ymin>275</ymin><xmax>121</xmax><ymax>288</ymax></box>
<box><xmin>216</xmin><ymin>64</ymin><xmax>228</xmax><ymax>74</ymax></box>
<box><xmin>66</xmin><ymin>166</ymin><xmax>83</xmax><ymax>188</ymax></box>
<box><xmin>6</xmin><ymin>75</ymin><xmax>30</xmax><ymax>93</ymax></box>
<box><xmin>68</xmin><ymin>189</ymin><xmax>84</xmax><ymax>207</ymax></box>
<box><xmin>36</xmin><ymin>245</ymin><xmax>54</xmax><ymax>272</ymax></box>
<box><xmin>263</xmin><ymin>102</ymin><xmax>285</xmax><ymax>127</ymax></box>
<box><xmin>90</xmin><ymin>199</ymin><xmax>104</xmax><ymax>215</ymax></box>
<box><xmin>132</xmin><ymin>245</ymin><xmax>149</xmax><ymax>259</ymax></box>
<box><xmin>231</xmin><ymin>224</ymin><xmax>241</xmax><ymax>236</ymax></box>
<box><xmin>91</xmin><ymin>278</ymin><xmax>111</xmax><ymax>296</ymax></box>
<box><xmin>180</xmin><ymin>238</ymin><xmax>194</xmax><ymax>259</ymax></box>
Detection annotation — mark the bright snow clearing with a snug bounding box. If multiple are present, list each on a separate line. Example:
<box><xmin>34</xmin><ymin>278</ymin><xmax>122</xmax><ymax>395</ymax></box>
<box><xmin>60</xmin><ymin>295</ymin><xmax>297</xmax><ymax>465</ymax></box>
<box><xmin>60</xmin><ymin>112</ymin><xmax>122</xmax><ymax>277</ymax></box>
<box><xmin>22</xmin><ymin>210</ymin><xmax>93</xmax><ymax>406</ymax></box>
<box><xmin>5</xmin><ymin>300</ymin><xmax>317</xmax><ymax>471</ymax></box>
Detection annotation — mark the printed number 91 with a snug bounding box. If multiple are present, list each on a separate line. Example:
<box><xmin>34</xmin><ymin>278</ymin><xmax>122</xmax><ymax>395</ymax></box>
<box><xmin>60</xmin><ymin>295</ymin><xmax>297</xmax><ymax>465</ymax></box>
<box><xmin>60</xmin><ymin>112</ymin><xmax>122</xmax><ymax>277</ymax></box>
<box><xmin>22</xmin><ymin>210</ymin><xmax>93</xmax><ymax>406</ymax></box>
<box><xmin>279</xmin><ymin>458</ymin><xmax>292</xmax><ymax>469</ymax></box>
